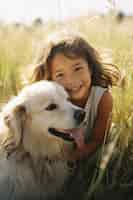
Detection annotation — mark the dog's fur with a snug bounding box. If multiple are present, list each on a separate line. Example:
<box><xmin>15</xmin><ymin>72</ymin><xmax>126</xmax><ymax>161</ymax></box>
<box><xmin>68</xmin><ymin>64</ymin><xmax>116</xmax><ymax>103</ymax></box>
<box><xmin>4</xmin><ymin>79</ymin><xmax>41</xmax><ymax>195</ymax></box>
<box><xmin>0</xmin><ymin>80</ymin><xmax>84</xmax><ymax>200</ymax></box>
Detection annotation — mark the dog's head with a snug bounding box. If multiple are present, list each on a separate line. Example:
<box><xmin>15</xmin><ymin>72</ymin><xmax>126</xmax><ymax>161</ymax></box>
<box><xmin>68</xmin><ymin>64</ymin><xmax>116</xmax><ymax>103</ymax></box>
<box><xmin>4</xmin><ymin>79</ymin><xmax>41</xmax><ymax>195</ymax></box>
<box><xmin>0</xmin><ymin>81</ymin><xmax>85</xmax><ymax>158</ymax></box>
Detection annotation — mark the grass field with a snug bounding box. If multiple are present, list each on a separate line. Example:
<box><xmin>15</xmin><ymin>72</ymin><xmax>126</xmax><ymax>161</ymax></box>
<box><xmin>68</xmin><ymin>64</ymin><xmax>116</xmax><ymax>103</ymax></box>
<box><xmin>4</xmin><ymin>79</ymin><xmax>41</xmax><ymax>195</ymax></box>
<box><xmin>0</xmin><ymin>15</ymin><xmax>133</xmax><ymax>146</ymax></box>
<box><xmin>0</xmin><ymin>14</ymin><xmax>133</xmax><ymax>198</ymax></box>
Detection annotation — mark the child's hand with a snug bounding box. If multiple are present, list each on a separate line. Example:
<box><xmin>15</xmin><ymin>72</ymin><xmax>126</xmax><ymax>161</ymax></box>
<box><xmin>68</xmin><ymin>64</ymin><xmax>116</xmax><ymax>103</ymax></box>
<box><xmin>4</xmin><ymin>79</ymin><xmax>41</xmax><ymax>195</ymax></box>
<box><xmin>67</xmin><ymin>128</ymin><xmax>85</xmax><ymax>149</ymax></box>
<box><xmin>62</xmin><ymin>128</ymin><xmax>86</xmax><ymax>160</ymax></box>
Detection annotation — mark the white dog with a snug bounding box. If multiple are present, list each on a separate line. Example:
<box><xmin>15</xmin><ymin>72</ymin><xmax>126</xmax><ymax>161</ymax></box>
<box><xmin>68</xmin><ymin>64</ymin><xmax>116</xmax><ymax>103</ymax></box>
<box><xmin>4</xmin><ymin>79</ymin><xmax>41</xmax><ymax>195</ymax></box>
<box><xmin>0</xmin><ymin>80</ymin><xmax>85</xmax><ymax>200</ymax></box>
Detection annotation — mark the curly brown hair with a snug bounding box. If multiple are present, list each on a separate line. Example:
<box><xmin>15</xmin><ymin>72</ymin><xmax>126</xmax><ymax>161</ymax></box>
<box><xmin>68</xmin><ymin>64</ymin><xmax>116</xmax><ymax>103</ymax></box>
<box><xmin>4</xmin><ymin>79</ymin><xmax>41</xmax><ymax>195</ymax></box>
<box><xmin>26</xmin><ymin>31</ymin><xmax>121</xmax><ymax>88</ymax></box>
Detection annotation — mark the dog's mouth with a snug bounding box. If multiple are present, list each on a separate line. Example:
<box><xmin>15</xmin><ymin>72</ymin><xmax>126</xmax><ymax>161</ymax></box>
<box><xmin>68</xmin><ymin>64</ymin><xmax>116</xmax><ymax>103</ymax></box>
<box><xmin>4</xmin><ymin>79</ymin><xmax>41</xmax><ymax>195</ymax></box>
<box><xmin>48</xmin><ymin>128</ymin><xmax>75</xmax><ymax>142</ymax></box>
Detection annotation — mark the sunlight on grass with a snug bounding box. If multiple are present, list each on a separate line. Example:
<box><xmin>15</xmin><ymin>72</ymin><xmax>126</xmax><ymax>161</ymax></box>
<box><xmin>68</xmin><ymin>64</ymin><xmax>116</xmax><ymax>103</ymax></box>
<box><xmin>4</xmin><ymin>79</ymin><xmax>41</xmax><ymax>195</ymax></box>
<box><xmin>0</xmin><ymin>16</ymin><xmax>133</xmax><ymax>147</ymax></box>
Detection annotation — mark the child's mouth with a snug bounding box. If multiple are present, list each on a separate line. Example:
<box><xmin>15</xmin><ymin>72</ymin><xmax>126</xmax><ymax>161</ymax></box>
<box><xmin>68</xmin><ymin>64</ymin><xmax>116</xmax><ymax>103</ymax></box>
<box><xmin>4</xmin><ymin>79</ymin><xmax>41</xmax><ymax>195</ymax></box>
<box><xmin>71</xmin><ymin>83</ymin><xmax>83</xmax><ymax>93</ymax></box>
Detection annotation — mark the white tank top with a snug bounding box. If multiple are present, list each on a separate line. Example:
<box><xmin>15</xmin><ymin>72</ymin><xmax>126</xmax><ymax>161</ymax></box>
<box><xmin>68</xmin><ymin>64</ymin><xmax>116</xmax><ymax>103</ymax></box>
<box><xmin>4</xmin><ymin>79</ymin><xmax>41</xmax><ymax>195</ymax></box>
<box><xmin>82</xmin><ymin>86</ymin><xmax>107</xmax><ymax>142</ymax></box>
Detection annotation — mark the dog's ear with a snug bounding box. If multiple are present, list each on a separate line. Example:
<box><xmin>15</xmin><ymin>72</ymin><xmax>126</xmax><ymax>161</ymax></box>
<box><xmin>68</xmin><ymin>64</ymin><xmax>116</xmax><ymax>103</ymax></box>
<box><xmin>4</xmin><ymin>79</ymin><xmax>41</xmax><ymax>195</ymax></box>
<box><xmin>3</xmin><ymin>104</ymin><xmax>27</xmax><ymax>152</ymax></box>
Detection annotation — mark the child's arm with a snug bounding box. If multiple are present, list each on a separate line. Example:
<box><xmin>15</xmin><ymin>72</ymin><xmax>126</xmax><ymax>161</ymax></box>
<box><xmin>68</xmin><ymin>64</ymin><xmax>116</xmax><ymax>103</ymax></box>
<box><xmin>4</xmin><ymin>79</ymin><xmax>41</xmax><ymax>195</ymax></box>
<box><xmin>68</xmin><ymin>90</ymin><xmax>113</xmax><ymax>160</ymax></box>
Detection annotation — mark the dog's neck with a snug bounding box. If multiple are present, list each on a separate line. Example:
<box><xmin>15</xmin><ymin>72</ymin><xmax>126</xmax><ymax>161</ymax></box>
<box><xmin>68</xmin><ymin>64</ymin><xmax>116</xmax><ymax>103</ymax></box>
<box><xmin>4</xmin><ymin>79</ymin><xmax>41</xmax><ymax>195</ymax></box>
<box><xmin>22</xmin><ymin>129</ymin><xmax>65</xmax><ymax>160</ymax></box>
<box><xmin>1</xmin><ymin>129</ymin><xmax>66</xmax><ymax>162</ymax></box>
<box><xmin>7</xmin><ymin>150</ymin><xmax>63</xmax><ymax>163</ymax></box>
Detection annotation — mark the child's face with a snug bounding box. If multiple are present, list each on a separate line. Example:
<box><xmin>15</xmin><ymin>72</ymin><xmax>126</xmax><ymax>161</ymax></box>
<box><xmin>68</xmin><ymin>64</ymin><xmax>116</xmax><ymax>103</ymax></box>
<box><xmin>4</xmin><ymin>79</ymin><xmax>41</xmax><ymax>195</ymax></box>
<box><xmin>50</xmin><ymin>53</ymin><xmax>92</xmax><ymax>107</ymax></box>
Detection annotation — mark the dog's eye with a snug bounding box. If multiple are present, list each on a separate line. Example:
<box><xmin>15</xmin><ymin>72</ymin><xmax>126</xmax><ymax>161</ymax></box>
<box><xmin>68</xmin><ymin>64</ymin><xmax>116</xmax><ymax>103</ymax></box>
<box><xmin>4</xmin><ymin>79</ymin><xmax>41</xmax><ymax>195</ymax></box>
<box><xmin>46</xmin><ymin>104</ymin><xmax>58</xmax><ymax>111</ymax></box>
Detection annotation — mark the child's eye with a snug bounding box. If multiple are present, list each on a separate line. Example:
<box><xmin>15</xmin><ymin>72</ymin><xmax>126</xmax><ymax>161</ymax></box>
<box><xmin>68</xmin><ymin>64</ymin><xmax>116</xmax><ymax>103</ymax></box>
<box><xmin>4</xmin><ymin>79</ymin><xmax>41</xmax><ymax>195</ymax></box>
<box><xmin>55</xmin><ymin>73</ymin><xmax>64</xmax><ymax>79</ymax></box>
<box><xmin>74</xmin><ymin>66</ymin><xmax>83</xmax><ymax>72</ymax></box>
<box><xmin>46</xmin><ymin>104</ymin><xmax>58</xmax><ymax>111</ymax></box>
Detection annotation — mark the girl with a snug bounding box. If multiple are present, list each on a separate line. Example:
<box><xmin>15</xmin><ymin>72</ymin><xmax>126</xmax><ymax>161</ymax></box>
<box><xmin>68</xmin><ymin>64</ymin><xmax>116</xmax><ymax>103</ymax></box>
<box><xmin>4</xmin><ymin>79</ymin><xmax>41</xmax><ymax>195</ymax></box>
<box><xmin>26</xmin><ymin>31</ymin><xmax>121</xmax><ymax>160</ymax></box>
<box><xmin>25</xmin><ymin>31</ymin><xmax>121</xmax><ymax>199</ymax></box>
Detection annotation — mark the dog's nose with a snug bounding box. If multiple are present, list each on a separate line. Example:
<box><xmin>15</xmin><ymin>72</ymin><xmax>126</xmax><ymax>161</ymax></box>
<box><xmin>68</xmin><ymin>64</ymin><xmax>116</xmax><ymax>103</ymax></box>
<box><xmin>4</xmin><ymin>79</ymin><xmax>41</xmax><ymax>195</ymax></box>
<box><xmin>74</xmin><ymin>109</ymin><xmax>85</xmax><ymax>124</ymax></box>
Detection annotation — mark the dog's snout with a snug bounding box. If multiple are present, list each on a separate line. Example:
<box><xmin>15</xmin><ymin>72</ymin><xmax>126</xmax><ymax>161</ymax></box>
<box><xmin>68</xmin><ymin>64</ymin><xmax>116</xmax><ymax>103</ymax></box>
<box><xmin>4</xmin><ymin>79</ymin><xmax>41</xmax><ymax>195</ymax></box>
<box><xmin>74</xmin><ymin>109</ymin><xmax>85</xmax><ymax>124</ymax></box>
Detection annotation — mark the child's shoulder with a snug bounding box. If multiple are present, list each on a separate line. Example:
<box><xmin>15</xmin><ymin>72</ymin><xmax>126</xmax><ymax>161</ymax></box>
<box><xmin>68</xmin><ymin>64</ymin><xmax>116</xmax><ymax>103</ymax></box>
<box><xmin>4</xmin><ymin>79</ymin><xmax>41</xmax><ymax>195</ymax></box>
<box><xmin>92</xmin><ymin>85</ymin><xmax>109</xmax><ymax>93</ymax></box>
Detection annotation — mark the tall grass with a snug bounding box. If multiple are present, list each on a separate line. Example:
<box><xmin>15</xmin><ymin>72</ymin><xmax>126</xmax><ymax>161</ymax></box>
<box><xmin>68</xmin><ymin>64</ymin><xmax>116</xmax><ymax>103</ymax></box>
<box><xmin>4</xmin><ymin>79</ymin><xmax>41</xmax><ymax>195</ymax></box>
<box><xmin>0</xmin><ymin>27</ymin><xmax>33</xmax><ymax>104</ymax></box>
<box><xmin>0</xmin><ymin>16</ymin><xmax>133</xmax><ymax>146</ymax></box>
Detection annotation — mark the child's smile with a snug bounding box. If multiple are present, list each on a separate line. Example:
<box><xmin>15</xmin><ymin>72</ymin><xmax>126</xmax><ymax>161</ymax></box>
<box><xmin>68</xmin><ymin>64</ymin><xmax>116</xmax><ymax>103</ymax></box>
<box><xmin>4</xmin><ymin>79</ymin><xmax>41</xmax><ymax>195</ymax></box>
<box><xmin>50</xmin><ymin>53</ymin><xmax>92</xmax><ymax>107</ymax></box>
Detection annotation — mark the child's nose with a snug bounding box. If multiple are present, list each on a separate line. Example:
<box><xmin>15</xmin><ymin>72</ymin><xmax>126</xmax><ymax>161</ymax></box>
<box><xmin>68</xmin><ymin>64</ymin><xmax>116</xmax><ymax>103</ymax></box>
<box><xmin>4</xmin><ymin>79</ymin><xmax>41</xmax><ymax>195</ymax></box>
<box><xmin>63</xmin><ymin>79</ymin><xmax>74</xmax><ymax>90</ymax></box>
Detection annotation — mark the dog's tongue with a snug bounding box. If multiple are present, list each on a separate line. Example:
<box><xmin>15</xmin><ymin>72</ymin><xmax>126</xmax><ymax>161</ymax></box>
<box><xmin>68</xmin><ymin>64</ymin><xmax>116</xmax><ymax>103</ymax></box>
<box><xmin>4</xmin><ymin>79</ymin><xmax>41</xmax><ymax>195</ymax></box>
<box><xmin>48</xmin><ymin>127</ymin><xmax>84</xmax><ymax>145</ymax></box>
